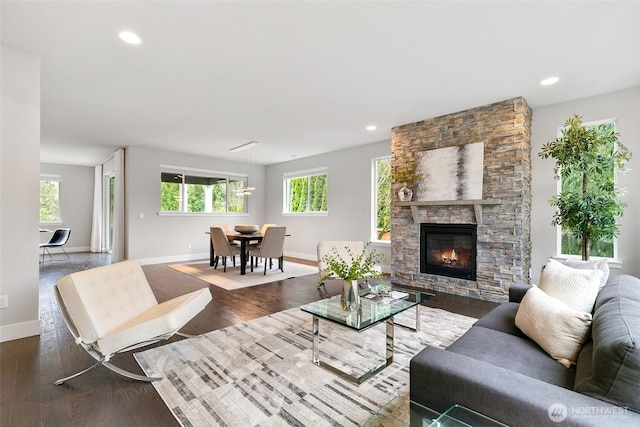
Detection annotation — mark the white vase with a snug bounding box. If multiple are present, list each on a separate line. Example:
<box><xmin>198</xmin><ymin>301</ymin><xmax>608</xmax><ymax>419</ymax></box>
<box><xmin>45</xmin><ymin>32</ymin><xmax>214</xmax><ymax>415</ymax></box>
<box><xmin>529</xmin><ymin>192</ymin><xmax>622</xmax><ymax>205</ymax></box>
<box><xmin>340</xmin><ymin>279</ymin><xmax>360</xmax><ymax>311</ymax></box>
<box><xmin>398</xmin><ymin>182</ymin><xmax>413</xmax><ymax>202</ymax></box>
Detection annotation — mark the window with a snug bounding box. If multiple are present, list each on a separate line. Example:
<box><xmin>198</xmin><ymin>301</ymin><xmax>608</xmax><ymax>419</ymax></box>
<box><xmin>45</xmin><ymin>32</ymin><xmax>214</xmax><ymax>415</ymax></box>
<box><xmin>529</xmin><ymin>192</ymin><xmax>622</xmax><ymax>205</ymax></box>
<box><xmin>283</xmin><ymin>168</ymin><xmax>328</xmax><ymax>214</ymax></box>
<box><xmin>559</xmin><ymin>119</ymin><xmax>616</xmax><ymax>258</ymax></box>
<box><xmin>40</xmin><ymin>174</ymin><xmax>61</xmax><ymax>223</ymax></box>
<box><xmin>372</xmin><ymin>156</ymin><xmax>391</xmax><ymax>242</ymax></box>
<box><xmin>160</xmin><ymin>167</ymin><xmax>247</xmax><ymax>214</ymax></box>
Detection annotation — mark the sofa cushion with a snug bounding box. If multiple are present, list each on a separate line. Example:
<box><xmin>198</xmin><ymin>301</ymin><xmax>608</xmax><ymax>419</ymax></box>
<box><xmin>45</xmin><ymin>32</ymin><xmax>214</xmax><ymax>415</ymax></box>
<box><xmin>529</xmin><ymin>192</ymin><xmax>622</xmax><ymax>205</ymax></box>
<box><xmin>594</xmin><ymin>273</ymin><xmax>640</xmax><ymax>312</ymax></box>
<box><xmin>446</xmin><ymin>325</ymin><xmax>576</xmax><ymax>389</ymax></box>
<box><xmin>539</xmin><ymin>258</ymin><xmax>602</xmax><ymax>313</ymax></box>
<box><xmin>473</xmin><ymin>302</ymin><xmax>527</xmax><ymax>338</ymax></box>
<box><xmin>563</xmin><ymin>258</ymin><xmax>610</xmax><ymax>290</ymax></box>
<box><xmin>515</xmin><ymin>286</ymin><xmax>592</xmax><ymax>368</ymax></box>
<box><xmin>574</xmin><ymin>275</ymin><xmax>640</xmax><ymax>413</ymax></box>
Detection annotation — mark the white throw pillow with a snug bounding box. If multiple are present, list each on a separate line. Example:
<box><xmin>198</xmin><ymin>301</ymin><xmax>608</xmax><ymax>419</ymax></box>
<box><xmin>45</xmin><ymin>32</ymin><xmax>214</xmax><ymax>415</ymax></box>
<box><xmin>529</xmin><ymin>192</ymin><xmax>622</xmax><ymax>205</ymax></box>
<box><xmin>515</xmin><ymin>286</ymin><xmax>592</xmax><ymax>368</ymax></box>
<box><xmin>562</xmin><ymin>258</ymin><xmax>610</xmax><ymax>290</ymax></box>
<box><xmin>539</xmin><ymin>259</ymin><xmax>603</xmax><ymax>313</ymax></box>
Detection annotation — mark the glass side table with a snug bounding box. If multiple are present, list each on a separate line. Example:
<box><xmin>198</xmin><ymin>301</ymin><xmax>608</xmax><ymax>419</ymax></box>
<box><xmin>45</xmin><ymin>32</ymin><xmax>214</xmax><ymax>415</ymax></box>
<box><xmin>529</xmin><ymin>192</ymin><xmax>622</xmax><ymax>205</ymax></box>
<box><xmin>429</xmin><ymin>404</ymin><xmax>508</xmax><ymax>427</ymax></box>
<box><xmin>363</xmin><ymin>396</ymin><xmax>440</xmax><ymax>426</ymax></box>
<box><xmin>363</xmin><ymin>398</ymin><xmax>507</xmax><ymax>427</ymax></box>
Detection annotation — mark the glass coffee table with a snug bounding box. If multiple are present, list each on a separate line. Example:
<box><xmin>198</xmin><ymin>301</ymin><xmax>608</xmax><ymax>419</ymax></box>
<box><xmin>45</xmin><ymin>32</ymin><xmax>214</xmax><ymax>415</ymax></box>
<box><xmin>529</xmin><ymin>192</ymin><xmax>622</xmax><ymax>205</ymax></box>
<box><xmin>300</xmin><ymin>284</ymin><xmax>435</xmax><ymax>385</ymax></box>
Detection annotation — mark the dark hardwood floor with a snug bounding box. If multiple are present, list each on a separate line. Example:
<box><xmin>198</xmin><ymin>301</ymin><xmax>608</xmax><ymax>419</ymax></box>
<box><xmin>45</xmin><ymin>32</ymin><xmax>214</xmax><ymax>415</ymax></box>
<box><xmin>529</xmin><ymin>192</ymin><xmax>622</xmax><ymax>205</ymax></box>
<box><xmin>1</xmin><ymin>253</ymin><xmax>498</xmax><ymax>426</ymax></box>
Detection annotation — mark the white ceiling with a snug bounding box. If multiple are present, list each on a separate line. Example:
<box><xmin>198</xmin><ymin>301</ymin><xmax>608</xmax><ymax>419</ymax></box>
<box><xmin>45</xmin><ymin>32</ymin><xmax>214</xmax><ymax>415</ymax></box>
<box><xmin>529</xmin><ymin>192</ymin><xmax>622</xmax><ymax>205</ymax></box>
<box><xmin>2</xmin><ymin>1</ymin><xmax>639</xmax><ymax>166</ymax></box>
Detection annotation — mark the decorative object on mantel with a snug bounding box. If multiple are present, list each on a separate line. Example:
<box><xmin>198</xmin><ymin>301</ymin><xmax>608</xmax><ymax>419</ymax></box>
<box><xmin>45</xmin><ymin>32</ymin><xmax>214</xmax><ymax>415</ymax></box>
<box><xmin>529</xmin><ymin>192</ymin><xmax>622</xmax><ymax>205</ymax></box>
<box><xmin>415</xmin><ymin>142</ymin><xmax>484</xmax><ymax>201</ymax></box>
<box><xmin>538</xmin><ymin>115</ymin><xmax>631</xmax><ymax>260</ymax></box>
<box><xmin>319</xmin><ymin>242</ymin><xmax>386</xmax><ymax>311</ymax></box>
<box><xmin>392</xmin><ymin>161</ymin><xmax>423</xmax><ymax>202</ymax></box>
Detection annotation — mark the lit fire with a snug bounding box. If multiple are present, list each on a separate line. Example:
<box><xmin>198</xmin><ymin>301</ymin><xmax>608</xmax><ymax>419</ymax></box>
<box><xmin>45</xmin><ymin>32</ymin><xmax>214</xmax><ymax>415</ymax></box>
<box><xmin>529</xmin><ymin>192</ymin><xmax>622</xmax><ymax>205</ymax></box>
<box><xmin>441</xmin><ymin>249</ymin><xmax>458</xmax><ymax>265</ymax></box>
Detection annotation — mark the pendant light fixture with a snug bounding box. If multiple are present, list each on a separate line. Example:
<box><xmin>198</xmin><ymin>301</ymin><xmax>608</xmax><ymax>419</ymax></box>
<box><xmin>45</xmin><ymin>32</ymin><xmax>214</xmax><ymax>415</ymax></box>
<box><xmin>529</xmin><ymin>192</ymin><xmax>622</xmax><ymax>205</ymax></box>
<box><xmin>230</xmin><ymin>141</ymin><xmax>258</xmax><ymax>196</ymax></box>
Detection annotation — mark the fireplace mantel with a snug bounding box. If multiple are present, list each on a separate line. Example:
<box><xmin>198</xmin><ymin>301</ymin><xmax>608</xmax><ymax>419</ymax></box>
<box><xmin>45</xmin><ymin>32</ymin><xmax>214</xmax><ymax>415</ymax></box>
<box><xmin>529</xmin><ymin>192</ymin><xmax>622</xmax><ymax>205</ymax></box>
<box><xmin>398</xmin><ymin>199</ymin><xmax>501</xmax><ymax>225</ymax></box>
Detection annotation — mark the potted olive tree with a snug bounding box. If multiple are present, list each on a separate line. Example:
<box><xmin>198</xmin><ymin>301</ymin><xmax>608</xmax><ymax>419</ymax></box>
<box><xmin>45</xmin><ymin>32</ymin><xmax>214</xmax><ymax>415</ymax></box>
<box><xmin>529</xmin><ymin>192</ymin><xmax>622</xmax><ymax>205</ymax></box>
<box><xmin>539</xmin><ymin>115</ymin><xmax>631</xmax><ymax>260</ymax></box>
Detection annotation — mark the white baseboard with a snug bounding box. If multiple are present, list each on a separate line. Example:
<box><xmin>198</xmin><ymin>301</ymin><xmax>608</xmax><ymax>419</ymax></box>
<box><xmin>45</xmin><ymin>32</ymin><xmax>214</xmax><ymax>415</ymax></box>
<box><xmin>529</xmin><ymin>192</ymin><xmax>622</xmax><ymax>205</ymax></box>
<box><xmin>138</xmin><ymin>252</ymin><xmax>209</xmax><ymax>266</ymax></box>
<box><xmin>0</xmin><ymin>320</ymin><xmax>41</xmax><ymax>343</ymax></box>
<box><xmin>284</xmin><ymin>251</ymin><xmax>316</xmax><ymax>262</ymax></box>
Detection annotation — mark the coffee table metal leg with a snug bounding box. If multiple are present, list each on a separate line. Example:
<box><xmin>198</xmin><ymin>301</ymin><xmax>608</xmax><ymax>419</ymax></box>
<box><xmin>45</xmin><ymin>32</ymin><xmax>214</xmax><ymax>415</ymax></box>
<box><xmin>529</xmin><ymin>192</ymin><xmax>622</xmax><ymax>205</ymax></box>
<box><xmin>311</xmin><ymin>315</ymin><xmax>394</xmax><ymax>385</ymax></box>
<box><xmin>386</xmin><ymin>317</ymin><xmax>394</xmax><ymax>366</ymax></box>
<box><xmin>312</xmin><ymin>315</ymin><xmax>320</xmax><ymax>365</ymax></box>
<box><xmin>395</xmin><ymin>304</ymin><xmax>421</xmax><ymax>332</ymax></box>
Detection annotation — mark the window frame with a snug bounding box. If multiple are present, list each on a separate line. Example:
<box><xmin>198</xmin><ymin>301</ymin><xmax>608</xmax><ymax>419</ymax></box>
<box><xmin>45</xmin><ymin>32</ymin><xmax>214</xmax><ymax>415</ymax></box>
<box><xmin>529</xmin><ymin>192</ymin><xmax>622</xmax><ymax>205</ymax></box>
<box><xmin>40</xmin><ymin>174</ymin><xmax>62</xmax><ymax>224</ymax></box>
<box><xmin>282</xmin><ymin>167</ymin><xmax>328</xmax><ymax>216</ymax></box>
<box><xmin>555</xmin><ymin>118</ymin><xmax>620</xmax><ymax>262</ymax></box>
<box><xmin>159</xmin><ymin>165</ymin><xmax>249</xmax><ymax>216</ymax></box>
<box><xmin>371</xmin><ymin>156</ymin><xmax>391</xmax><ymax>244</ymax></box>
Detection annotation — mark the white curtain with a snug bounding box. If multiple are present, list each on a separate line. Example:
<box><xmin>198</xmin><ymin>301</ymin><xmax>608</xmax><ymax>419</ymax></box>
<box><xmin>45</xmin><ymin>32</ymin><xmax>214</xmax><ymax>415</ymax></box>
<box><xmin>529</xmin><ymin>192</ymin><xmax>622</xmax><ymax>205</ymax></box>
<box><xmin>111</xmin><ymin>149</ymin><xmax>125</xmax><ymax>263</ymax></box>
<box><xmin>90</xmin><ymin>164</ymin><xmax>103</xmax><ymax>252</ymax></box>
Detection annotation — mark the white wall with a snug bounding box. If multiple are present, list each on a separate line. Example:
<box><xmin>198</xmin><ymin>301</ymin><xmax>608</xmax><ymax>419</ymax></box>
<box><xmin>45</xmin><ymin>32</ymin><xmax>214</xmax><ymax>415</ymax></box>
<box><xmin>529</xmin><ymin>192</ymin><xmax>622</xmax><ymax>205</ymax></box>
<box><xmin>125</xmin><ymin>146</ymin><xmax>267</xmax><ymax>264</ymax></box>
<box><xmin>531</xmin><ymin>86</ymin><xmax>640</xmax><ymax>283</ymax></box>
<box><xmin>0</xmin><ymin>47</ymin><xmax>41</xmax><ymax>342</ymax></box>
<box><xmin>264</xmin><ymin>140</ymin><xmax>391</xmax><ymax>268</ymax></box>
<box><xmin>39</xmin><ymin>163</ymin><xmax>94</xmax><ymax>251</ymax></box>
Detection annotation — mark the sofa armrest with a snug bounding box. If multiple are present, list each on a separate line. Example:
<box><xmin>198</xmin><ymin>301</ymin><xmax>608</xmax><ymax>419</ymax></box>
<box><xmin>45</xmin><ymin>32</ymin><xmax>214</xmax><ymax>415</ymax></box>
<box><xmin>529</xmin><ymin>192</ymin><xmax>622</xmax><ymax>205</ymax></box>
<box><xmin>410</xmin><ymin>346</ymin><xmax>639</xmax><ymax>426</ymax></box>
<box><xmin>509</xmin><ymin>284</ymin><xmax>532</xmax><ymax>303</ymax></box>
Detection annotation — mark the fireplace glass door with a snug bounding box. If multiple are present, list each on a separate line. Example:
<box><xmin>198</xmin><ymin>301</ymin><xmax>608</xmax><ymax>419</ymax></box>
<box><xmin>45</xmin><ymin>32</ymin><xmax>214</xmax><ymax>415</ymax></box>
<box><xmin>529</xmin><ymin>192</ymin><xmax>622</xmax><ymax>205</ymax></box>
<box><xmin>420</xmin><ymin>223</ymin><xmax>476</xmax><ymax>281</ymax></box>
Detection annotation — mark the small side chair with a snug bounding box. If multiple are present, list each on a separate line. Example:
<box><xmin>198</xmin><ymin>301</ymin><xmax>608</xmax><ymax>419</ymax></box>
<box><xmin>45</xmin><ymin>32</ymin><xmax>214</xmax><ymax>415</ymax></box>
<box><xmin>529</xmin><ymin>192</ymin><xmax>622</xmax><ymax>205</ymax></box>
<box><xmin>40</xmin><ymin>228</ymin><xmax>71</xmax><ymax>264</ymax></box>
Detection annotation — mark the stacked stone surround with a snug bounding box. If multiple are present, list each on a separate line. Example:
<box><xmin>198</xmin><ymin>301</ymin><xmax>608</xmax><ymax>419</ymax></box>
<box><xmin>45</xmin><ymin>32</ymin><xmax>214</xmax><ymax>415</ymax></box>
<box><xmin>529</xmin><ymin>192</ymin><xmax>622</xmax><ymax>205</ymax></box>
<box><xmin>391</xmin><ymin>97</ymin><xmax>532</xmax><ymax>302</ymax></box>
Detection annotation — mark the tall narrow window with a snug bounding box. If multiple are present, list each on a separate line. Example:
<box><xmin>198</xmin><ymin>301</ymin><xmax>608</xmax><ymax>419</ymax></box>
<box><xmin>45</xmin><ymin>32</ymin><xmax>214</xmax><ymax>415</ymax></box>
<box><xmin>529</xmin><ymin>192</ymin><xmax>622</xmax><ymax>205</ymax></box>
<box><xmin>40</xmin><ymin>174</ymin><xmax>61</xmax><ymax>223</ymax></box>
<box><xmin>372</xmin><ymin>157</ymin><xmax>391</xmax><ymax>242</ymax></box>
<box><xmin>283</xmin><ymin>168</ymin><xmax>328</xmax><ymax>214</ymax></box>
<box><xmin>559</xmin><ymin>120</ymin><xmax>617</xmax><ymax>258</ymax></box>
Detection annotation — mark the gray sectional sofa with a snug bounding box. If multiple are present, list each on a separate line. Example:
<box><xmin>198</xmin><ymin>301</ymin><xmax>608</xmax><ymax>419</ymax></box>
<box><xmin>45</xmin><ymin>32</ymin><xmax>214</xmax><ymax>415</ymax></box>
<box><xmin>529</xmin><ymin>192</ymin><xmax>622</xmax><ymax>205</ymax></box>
<box><xmin>410</xmin><ymin>274</ymin><xmax>640</xmax><ymax>426</ymax></box>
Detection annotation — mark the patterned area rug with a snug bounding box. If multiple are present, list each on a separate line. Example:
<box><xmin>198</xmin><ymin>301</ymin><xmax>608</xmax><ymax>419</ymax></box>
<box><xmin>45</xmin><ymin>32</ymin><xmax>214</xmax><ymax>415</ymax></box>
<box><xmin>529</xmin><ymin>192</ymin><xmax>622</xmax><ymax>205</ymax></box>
<box><xmin>134</xmin><ymin>306</ymin><xmax>476</xmax><ymax>427</ymax></box>
<box><xmin>168</xmin><ymin>260</ymin><xmax>319</xmax><ymax>290</ymax></box>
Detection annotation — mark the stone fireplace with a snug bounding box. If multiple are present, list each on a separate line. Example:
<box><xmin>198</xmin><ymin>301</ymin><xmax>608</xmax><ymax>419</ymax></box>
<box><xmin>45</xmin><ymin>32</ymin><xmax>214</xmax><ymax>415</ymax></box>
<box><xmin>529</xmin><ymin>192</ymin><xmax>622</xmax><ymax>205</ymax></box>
<box><xmin>391</xmin><ymin>97</ymin><xmax>532</xmax><ymax>302</ymax></box>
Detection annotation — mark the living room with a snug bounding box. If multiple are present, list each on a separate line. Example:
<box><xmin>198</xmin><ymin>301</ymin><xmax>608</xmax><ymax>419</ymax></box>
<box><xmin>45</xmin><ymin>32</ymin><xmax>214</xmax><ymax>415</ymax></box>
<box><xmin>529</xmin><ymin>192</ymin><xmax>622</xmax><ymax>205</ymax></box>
<box><xmin>2</xmin><ymin>1</ymin><xmax>640</xmax><ymax>426</ymax></box>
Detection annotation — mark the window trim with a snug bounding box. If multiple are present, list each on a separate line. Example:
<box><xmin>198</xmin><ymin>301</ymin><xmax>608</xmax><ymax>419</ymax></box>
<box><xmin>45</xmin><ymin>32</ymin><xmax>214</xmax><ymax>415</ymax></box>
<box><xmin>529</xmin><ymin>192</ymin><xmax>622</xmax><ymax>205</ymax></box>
<box><xmin>282</xmin><ymin>167</ymin><xmax>328</xmax><ymax>215</ymax></box>
<box><xmin>555</xmin><ymin>118</ymin><xmax>620</xmax><ymax>261</ymax></box>
<box><xmin>371</xmin><ymin>156</ymin><xmax>391</xmax><ymax>244</ymax></box>
<box><xmin>40</xmin><ymin>174</ymin><xmax>62</xmax><ymax>224</ymax></box>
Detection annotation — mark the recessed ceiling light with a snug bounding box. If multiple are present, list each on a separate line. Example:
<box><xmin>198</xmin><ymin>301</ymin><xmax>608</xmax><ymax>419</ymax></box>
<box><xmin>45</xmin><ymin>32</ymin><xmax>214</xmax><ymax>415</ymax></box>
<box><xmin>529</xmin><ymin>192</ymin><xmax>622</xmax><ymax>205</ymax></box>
<box><xmin>366</xmin><ymin>125</ymin><xmax>377</xmax><ymax>131</ymax></box>
<box><xmin>540</xmin><ymin>76</ymin><xmax>559</xmax><ymax>86</ymax></box>
<box><xmin>119</xmin><ymin>31</ymin><xmax>141</xmax><ymax>45</ymax></box>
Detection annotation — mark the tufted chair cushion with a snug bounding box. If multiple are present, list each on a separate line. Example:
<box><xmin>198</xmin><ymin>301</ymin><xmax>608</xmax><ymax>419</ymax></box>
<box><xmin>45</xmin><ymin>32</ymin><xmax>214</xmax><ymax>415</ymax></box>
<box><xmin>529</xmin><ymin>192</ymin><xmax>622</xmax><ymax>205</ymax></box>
<box><xmin>57</xmin><ymin>260</ymin><xmax>160</xmax><ymax>345</ymax></box>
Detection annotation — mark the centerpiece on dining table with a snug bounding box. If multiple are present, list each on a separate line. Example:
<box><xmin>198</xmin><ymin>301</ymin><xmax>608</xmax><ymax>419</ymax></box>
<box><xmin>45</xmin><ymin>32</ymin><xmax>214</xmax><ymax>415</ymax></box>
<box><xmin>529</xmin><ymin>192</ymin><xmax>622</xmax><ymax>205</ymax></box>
<box><xmin>319</xmin><ymin>242</ymin><xmax>386</xmax><ymax>311</ymax></box>
<box><xmin>234</xmin><ymin>225</ymin><xmax>259</xmax><ymax>234</ymax></box>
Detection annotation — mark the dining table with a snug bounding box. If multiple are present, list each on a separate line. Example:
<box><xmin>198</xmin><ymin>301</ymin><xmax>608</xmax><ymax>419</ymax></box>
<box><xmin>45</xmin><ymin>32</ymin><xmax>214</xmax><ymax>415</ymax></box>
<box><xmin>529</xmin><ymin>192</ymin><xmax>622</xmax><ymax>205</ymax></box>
<box><xmin>208</xmin><ymin>228</ymin><xmax>290</xmax><ymax>275</ymax></box>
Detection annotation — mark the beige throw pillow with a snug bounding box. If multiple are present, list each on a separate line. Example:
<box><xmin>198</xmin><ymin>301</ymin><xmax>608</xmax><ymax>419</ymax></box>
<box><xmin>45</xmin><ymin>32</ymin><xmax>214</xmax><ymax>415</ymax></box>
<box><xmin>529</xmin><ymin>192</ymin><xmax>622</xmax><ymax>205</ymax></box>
<box><xmin>515</xmin><ymin>286</ymin><xmax>592</xmax><ymax>368</ymax></box>
<box><xmin>562</xmin><ymin>258</ymin><xmax>610</xmax><ymax>290</ymax></box>
<box><xmin>539</xmin><ymin>259</ymin><xmax>602</xmax><ymax>313</ymax></box>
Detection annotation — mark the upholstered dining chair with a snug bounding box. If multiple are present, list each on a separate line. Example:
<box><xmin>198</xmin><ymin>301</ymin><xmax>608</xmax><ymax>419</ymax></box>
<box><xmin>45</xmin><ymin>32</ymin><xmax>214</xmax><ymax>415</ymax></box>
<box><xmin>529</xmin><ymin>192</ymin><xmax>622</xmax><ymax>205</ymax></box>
<box><xmin>54</xmin><ymin>259</ymin><xmax>211</xmax><ymax>385</ymax></box>
<box><xmin>210</xmin><ymin>226</ymin><xmax>242</xmax><ymax>272</ymax></box>
<box><xmin>40</xmin><ymin>228</ymin><xmax>71</xmax><ymax>264</ymax></box>
<box><xmin>249</xmin><ymin>226</ymin><xmax>286</xmax><ymax>274</ymax></box>
<box><xmin>247</xmin><ymin>223</ymin><xmax>277</xmax><ymax>255</ymax></box>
